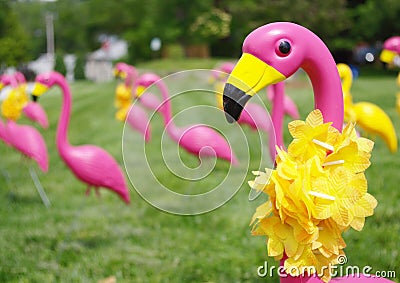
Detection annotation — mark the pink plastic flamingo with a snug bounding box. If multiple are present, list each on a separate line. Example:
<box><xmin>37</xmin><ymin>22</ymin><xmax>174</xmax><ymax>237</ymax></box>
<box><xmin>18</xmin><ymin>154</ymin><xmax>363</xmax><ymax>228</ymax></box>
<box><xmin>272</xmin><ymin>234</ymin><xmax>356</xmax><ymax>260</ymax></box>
<box><xmin>14</xmin><ymin>71</ymin><xmax>49</xmax><ymax>129</ymax></box>
<box><xmin>380</xmin><ymin>36</ymin><xmax>400</xmax><ymax>69</ymax></box>
<box><xmin>0</xmin><ymin>74</ymin><xmax>48</xmax><ymax>172</ymax></box>
<box><xmin>114</xmin><ymin>62</ymin><xmax>151</xmax><ymax>142</ymax></box>
<box><xmin>223</xmin><ymin>22</ymin><xmax>394</xmax><ymax>283</ymax></box>
<box><xmin>135</xmin><ymin>72</ymin><xmax>238</xmax><ymax>165</ymax></box>
<box><xmin>380</xmin><ymin>36</ymin><xmax>400</xmax><ymax>114</ymax></box>
<box><xmin>32</xmin><ymin>71</ymin><xmax>130</xmax><ymax>204</ymax></box>
<box><xmin>212</xmin><ymin>62</ymin><xmax>272</xmax><ymax>134</ymax></box>
<box><xmin>0</xmin><ymin>119</ymin><xmax>8</xmax><ymax>145</ymax></box>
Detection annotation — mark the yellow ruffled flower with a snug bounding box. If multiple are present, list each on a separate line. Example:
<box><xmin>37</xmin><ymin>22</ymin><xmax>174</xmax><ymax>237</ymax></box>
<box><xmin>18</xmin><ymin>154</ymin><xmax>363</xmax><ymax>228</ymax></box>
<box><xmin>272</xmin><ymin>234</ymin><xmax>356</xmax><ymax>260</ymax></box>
<box><xmin>250</xmin><ymin>109</ymin><xmax>377</xmax><ymax>282</ymax></box>
<box><xmin>1</xmin><ymin>89</ymin><xmax>24</xmax><ymax>121</ymax></box>
<box><xmin>115</xmin><ymin>83</ymin><xmax>132</xmax><ymax>109</ymax></box>
<box><xmin>115</xmin><ymin>105</ymin><xmax>129</xmax><ymax>121</ymax></box>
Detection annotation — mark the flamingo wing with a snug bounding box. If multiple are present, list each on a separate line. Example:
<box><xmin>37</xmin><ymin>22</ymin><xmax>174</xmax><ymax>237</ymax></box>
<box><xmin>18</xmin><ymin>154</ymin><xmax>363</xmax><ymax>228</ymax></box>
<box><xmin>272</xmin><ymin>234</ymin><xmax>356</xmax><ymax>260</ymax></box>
<box><xmin>7</xmin><ymin>122</ymin><xmax>48</xmax><ymax>172</ymax></box>
<box><xmin>23</xmin><ymin>102</ymin><xmax>49</xmax><ymax>129</ymax></box>
<box><xmin>179</xmin><ymin>125</ymin><xmax>237</xmax><ymax>164</ymax></box>
<box><xmin>61</xmin><ymin>144</ymin><xmax>130</xmax><ymax>203</ymax></box>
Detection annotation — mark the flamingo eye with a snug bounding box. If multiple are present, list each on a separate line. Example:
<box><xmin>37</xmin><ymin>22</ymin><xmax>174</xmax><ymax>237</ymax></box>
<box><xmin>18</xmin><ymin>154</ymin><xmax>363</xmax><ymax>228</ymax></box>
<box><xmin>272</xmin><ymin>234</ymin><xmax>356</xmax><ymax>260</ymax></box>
<box><xmin>276</xmin><ymin>40</ymin><xmax>291</xmax><ymax>56</ymax></box>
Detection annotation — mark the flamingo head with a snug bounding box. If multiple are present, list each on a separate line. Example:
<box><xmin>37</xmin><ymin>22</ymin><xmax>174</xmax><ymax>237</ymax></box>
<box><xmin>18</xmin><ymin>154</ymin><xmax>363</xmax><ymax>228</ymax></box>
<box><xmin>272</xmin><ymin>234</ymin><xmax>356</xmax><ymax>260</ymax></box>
<box><xmin>114</xmin><ymin>62</ymin><xmax>137</xmax><ymax>84</ymax></box>
<box><xmin>223</xmin><ymin>22</ymin><xmax>312</xmax><ymax>122</ymax></box>
<box><xmin>380</xmin><ymin>36</ymin><xmax>400</xmax><ymax>65</ymax></box>
<box><xmin>0</xmin><ymin>74</ymin><xmax>18</xmax><ymax>89</ymax></box>
<box><xmin>31</xmin><ymin>71</ymin><xmax>64</xmax><ymax>101</ymax></box>
<box><xmin>134</xmin><ymin>72</ymin><xmax>161</xmax><ymax>98</ymax></box>
<box><xmin>114</xmin><ymin>62</ymin><xmax>129</xmax><ymax>79</ymax></box>
<box><xmin>14</xmin><ymin>72</ymin><xmax>26</xmax><ymax>84</ymax></box>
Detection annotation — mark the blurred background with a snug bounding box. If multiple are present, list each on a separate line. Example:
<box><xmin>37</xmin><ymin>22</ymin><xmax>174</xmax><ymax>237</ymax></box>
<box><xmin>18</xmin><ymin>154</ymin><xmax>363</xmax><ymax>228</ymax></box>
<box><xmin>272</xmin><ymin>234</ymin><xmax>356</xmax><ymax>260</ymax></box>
<box><xmin>2</xmin><ymin>0</ymin><xmax>400</xmax><ymax>79</ymax></box>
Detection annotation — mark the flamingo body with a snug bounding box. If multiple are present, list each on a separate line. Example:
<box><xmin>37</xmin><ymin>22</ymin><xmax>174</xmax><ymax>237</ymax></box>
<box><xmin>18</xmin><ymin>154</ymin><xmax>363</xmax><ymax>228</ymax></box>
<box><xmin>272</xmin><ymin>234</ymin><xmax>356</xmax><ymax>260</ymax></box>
<box><xmin>175</xmin><ymin>124</ymin><xmax>238</xmax><ymax>164</ymax></box>
<box><xmin>352</xmin><ymin>102</ymin><xmax>397</xmax><ymax>152</ymax></box>
<box><xmin>60</xmin><ymin>144</ymin><xmax>129</xmax><ymax>199</ymax></box>
<box><xmin>6</xmin><ymin>120</ymin><xmax>48</xmax><ymax>172</ymax></box>
<box><xmin>126</xmin><ymin>103</ymin><xmax>151</xmax><ymax>143</ymax></box>
<box><xmin>23</xmin><ymin>102</ymin><xmax>49</xmax><ymax>129</ymax></box>
<box><xmin>33</xmin><ymin>71</ymin><xmax>130</xmax><ymax>204</ymax></box>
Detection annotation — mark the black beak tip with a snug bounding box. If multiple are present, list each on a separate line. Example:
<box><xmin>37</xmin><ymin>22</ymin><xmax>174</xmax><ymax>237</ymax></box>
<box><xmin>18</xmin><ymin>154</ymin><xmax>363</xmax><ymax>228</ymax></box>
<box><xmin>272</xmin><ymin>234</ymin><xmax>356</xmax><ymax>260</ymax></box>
<box><xmin>223</xmin><ymin>95</ymin><xmax>243</xmax><ymax>123</ymax></box>
<box><xmin>222</xmin><ymin>83</ymin><xmax>252</xmax><ymax>123</ymax></box>
<box><xmin>31</xmin><ymin>94</ymin><xmax>38</xmax><ymax>102</ymax></box>
<box><xmin>224</xmin><ymin>111</ymin><xmax>237</xmax><ymax>124</ymax></box>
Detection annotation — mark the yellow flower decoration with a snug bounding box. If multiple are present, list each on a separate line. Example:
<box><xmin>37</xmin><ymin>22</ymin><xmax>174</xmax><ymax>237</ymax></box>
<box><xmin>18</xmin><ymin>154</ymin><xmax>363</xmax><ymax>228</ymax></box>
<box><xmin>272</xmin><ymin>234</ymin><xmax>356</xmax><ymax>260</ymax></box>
<box><xmin>1</xmin><ymin>89</ymin><xmax>24</xmax><ymax>121</ymax></box>
<box><xmin>115</xmin><ymin>83</ymin><xmax>132</xmax><ymax>109</ymax></box>
<box><xmin>250</xmin><ymin>109</ymin><xmax>377</xmax><ymax>282</ymax></box>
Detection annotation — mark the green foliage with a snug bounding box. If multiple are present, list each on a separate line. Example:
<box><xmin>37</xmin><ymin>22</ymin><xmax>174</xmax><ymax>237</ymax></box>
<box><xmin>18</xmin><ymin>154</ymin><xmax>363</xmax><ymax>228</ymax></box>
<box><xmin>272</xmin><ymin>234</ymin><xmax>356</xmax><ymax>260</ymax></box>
<box><xmin>54</xmin><ymin>52</ymin><xmax>86</xmax><ymax>80</ymax></box>
<box><xmin>0</xmin><ymin>2</ymin><xmax>30</xmax><ymax>66</ymax></box>
<box><xmin>8</xmin><ymin>0</ymin><xmax>400</xmax><ymax>66</ymax></box>
<box><xmin>189</xmin><ymin>8</ymin><xmax>231</xmax><ymax>44</ymax></box>
<box><xmin>350</xmin><ymin>0</ymin><xmax>400</xmax><ymax>42</ymax></box>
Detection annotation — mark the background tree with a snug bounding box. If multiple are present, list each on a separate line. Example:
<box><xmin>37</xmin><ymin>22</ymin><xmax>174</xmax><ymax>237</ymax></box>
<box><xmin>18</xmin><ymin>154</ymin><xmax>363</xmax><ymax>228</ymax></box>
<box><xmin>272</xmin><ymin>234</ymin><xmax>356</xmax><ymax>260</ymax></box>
<box><xmin>8</xmin><ymin>0</ymin><xmax>400</xmax><ymax>67</ymax></box>
<box><xmin>0</xmin><ymin>1</ymin><xmax>30</xmax><ymax>67</ymax></box>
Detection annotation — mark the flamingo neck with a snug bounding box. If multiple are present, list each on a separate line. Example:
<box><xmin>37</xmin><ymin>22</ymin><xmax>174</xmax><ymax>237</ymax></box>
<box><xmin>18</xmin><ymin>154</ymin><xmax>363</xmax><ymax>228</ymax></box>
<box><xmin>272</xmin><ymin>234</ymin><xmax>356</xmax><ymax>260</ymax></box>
<box><xmin>155</xmin><ymin>80</ymin><xmax>182</xmax><ymax>142</ymax></box>
<box><xmin>124</xmin><ymin>67</ymin><xmax>137</xmax><ymax>88</ymax></box>
<box><xmin>271</xmin><ymin>82</ymin><xmax>285</xmax><ymax>148</ymax></box>
<box><xmin>341</xmin><ymin>73</ymin><xmax>352</xmax><ymax>95</ymax></box>
<box><xmin>301</xmin><ymin>46</ymin><xmax>344</xmax><ymax>131</ymax></box>
<box><xmin>55</xmin><ymin>77</ymin><xmax>72</xmax><ymax>153</ymax></box>
<box><xmin>8</xmin><ymin>77</ymin><xmax>19</xmax><ymax>88</ymax></box>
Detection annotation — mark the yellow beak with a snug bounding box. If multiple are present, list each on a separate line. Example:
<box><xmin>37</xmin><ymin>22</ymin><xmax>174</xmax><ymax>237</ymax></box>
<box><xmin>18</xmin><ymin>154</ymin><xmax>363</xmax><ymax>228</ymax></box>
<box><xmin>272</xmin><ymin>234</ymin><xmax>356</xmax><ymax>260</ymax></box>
<box><xmin>31</xmin><ymin>83</ymin><xmax>49</xmax><ymax>98</ymax></box>
<box><xmin>223</xmin><ymin>53</ymin><xmax>286</xmax><ymax>122</ymax></box>
<box><xmin>380</xmin><ymin>49</ymin><xmax>396</xmax><ymax>64</ymax></box>
<box><xmin>226</xmin><ymin>53</ymin><xmax>286</xmax><ymax>96</ymax></box>
<box><xmin>0</xmin><ymin>82</ymin><xmax>4</xmax><ymax>90</ymax></box>
<box><xmin>114</xmin><ymin>69</ymin><xmax>127</xmax><ymax>79</ymax></box>
<box><xmin>135</xmin><ymin>85</ymin><xmax>146</xmax><ymax>98</ymax></box>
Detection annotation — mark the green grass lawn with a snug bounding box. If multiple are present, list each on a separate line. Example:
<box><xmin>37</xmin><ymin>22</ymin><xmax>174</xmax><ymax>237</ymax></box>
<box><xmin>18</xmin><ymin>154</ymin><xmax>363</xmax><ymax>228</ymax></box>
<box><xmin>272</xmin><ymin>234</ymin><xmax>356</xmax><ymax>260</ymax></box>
<box><xmin>0</xmin><ymin>60</ymin><xmax>399</xmax><ymax>282</ymax></box>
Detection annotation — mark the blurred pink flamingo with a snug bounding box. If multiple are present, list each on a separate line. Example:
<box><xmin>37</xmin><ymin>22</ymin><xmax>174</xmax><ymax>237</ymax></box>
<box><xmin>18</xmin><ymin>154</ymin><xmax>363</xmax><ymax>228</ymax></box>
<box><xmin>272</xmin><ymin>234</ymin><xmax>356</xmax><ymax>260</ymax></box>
<box><xmin>136</xmin><ymin>72</ymin><xmax>238</xmax><ymax>165</ymax></box>
<box><xmin>32</xmin><ymin>71</ymin><xmax>130</xmax><ymax>204</ymax></box>
<box><xmin>266</xmin><ymin>84</ymin><xmax>299</xmax><ymax>120</ymax></box>
<box><xmin>114</xmin><ymin>62</ymin><xmax>151</xmax><ymax>142</ymax></box>
<box><xmin>0</xmin><ymin>74</ymin><xmax>48</xmax><ymax>172</ymax></box>
<box><xmin>0</xmin><ymin>119</ymin><xmax>8</xmax><ymax>145</ymax></box>
<box><xmin>0</xmin><ymin>74</ymin><xmax>50</xmax><ymax>206</ymax></box>
<box><xmin>380</xmin><ymin>36</ymin><xmax>400</xmax><ymax>114</ymax></box>
<box><xmin>14</xmin><ymin>71</ymin><xmax>49</xmax><ymax>129</ymax></box>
